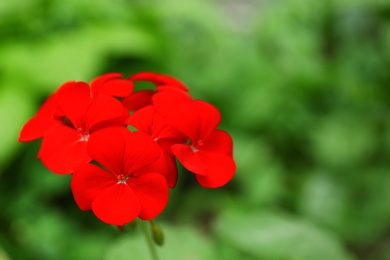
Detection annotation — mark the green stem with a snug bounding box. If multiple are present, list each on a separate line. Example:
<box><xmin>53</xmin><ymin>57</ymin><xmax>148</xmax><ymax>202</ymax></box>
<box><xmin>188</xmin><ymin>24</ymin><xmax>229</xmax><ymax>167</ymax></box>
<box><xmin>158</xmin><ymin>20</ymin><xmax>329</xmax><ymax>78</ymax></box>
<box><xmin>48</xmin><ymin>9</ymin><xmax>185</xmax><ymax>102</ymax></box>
<box><xmin>139</xmin><ymin>219</ymin><xmax>159</xmax><ymax>260</ymax></box>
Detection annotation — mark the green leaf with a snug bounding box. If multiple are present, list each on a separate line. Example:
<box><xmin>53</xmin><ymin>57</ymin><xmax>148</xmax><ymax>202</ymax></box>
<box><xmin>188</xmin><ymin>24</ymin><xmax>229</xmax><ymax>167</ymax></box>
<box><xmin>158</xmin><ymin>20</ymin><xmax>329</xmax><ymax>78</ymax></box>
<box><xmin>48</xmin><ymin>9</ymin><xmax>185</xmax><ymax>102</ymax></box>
<box><xmin>233</xmin><ymin>133</ymin><xmax>286</xmax><ymax>206</ymax></box>
<box><xmin>0</xmin><ymin>246</ymin><xmax>10</xmax><ymax>260</ymax></box>
<box><xmin>0</xmin><ymin>23</ymin><xmax>156</xmax><ymax>93</ymax></box>
<box><xmin>214</xmin><ymin>210</ymin><xmax>353</xmax><ymax>260</ymax></box>
<box><xmin>0</xmin><ymin>88</ymin><xmax>34</xmax><ymax>173</ymax></box>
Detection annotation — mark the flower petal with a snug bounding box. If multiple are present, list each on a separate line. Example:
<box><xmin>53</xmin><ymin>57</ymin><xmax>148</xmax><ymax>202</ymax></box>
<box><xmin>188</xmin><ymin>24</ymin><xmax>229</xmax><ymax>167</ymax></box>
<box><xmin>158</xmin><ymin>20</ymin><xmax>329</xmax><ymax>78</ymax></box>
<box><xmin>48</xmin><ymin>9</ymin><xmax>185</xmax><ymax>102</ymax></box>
<box><xmin>130</xmin><ymin>72</ymin><xmax>189</xmax><ymax>92</ymax></box>
<box><xmin>201</xmin><ymin>130</ymin><xmax>233</xmax><ymax>156</ymax></box>
<box><xmin>122</xmin><ymin>90</ymin><xmax>154</xmax><ymax>112</ymax></box>
<box><xmin>129</xmin><ymin>72</ymin><xmax>158</xmax><ymax>81</ymax></box>
<box><xmin>158</xmin><ymin>99</ymin><xmax>220</xmax><ymax>143</ymax></box>
<box><xmin>19</xmin><ymin>94</ymin><xmax>61</xmax><ymax>142</ymax></box>
<box><xmin>136</xmin><ymin>140</ymin><xmax>178</xmax><ymax>188</ymax></box>
<box><xmin>126</xmin><ymin>105</ymin><xmax>184</xmax><ymax>141</ymax></box>
<box><xmin>90</xmin><ymin>72</ymin><xmax>123</xmax><ymax>97</ymax></box>
<box><xmin>93</xmin><ymin>75</ymin><xmax>133</xmax><ymax>98</ymax></box>
<box><xmin>71</xmin><ymin>164</ymin><xmax>117</xmax><ymax>210</ymax></box>
<box><xmin>92</xmin><ymin>183</ymin><xmax>141</xmax><ymax>226</ymax></box>
<box><xmin>87</xmin><ymin>127</ymin><xmax>128</xmax><ymax>174</ymax></box>
<box><xmin>56</xmin><ymin>81</ymin><xmax>91</xmax><ymax>128</ymax></box>
<box><xmin>128</xmin><ymin>173</ymin><xmax>169</xmax><ymax>220</ymax></box>
<box><xmin>171</xmin><ymin>144</ymin><xmax>207</xmax><ymax>176</ymax></box>
<box><xmin>90</xmin><ymin>106</ymin><xmax>128</xmax><ymax>132</ymax></box>
<box><xmin>87</xmin><ymin>128</ymin><xmax>161</xmax><ymax>176</ymax></box>
<box><xmin>122</xmin><ymin>132</ymin><xmax>161</xmax><ymax>174</ymax></box>
<box><xmin>152</xmin><ymin>90</ymin><xmax>192</xmax><ymax>117</ymax></box>
<box><xmin>195</xmin><ymin>151</ymin><xmax>236</xmax><ymax>188</ymax></box>
<box><xmin>39</xmin><ymin>125</ymin><xmax>91</xmax><ymax>174</ymax></box>
<box><xmin>84</xmin><ymin>95</ymin><xmax>126</xmax><ymax>131</ymax></box>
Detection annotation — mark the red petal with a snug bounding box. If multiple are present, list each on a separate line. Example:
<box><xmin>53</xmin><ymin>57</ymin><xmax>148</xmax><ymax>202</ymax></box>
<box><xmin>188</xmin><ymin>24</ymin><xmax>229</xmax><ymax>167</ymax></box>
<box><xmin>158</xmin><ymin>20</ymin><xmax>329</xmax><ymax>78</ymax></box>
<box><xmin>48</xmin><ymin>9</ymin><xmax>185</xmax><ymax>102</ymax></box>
<box><xmin>172</xmin><ymin>143</ymin><xmax>236</xmax><ymax>188</ymax></box>
<box><xmin>158</xmin><ymin>99</ymin><xmax>220</xmax><ymax>143</ymax></box>
<box><xmin>129</xmin><ymin>72</ymin><xmax>158</xmax><ymax>81</ymax></box>
<box><xmin>126</xmin><ymin>106</ymin><xmax>156</xmax><ymax>135</ymax></box>
<box><xmin>39</xmin><ymin>125</ymin><xmax>91</xmax><ymax>174</ymax></box>
<box><xmin>102</xmin><ymin>78</ymin><xmax>133</xmax><ymax>97</ymax></box>
<box><xmin>92</xmin><ymin>183</ymin><xmax>141</xmax><ymax>226</ymax></box>
<box><xmin>93</xmin><ymin>76</ymin><xmax>133</xmax><ymax>98</ymax></box>
<box><xmin>122</xmin><ymin>90</ymin><xmax>154</xmax><ymax>112</ymax></box>
<box><xmin>71</xmin><ymin>164</ymin><xmax>117</xmax><ymax>210</ymax></box>
<box><xmin>91</xmin><ymin>106</ymin><xmax>128</xmax><ymax>131</ymax></box>
<box><xmin>152</xmin><ymin>90</ymin><xmax>192</xmax><ymax>117</ymax></box>
<box><xmin>171</xmin><ymin>144</ymin><xmax>207</xmax><ymax>176</ymax></box>
<box><xmin>56</xmin><ymin>81</ymin><xmax>91</xmax><ymax>128</ymax></box>
<box><xmin>130</xmin><ymin>72</ymin><xmax>189</xmax><ymax>91</ymax></box>
<box><xmin>87</xmin><ymin>128</ymin><xmax>161</xmax><ymax>175</ymax></box>
<box><xmin>136</xmin><ymin>142</ymin><xmax>178</xmax><ymax>188</ymax></box>
<box><xmin>122</xmin><ymin>132</ymin><xmax>161</xmax><ymax>174</ymax></box>
<box><xmin>195</xmin><ymin>151</ymin><xmax>236</xmax><ymax>188</ymax></box>
<box><xmin>201</xmin><ymin>130</ymin><xmax>233</xmax><ymax>156</ymax></box>
<box><xmin>90</xmin><ymin>72</ymin><xmax>123</xmax><ymax>97</ymax></box>
<box><xmin>126</xmin><ymin>106</ymin><xmax>184</xmax><ymax>141</ymax></box>
<box><xmin>155</xmin><ymin>151</ymin><xmax>178</xmax><ymax>188</ymax></box>
<box><xmin>128</xmin><ymin>173</ymin><xmax>168</xmax><ymax>220</ymax></box>
<box><xmin>19</xmin><ymin>94</ymin><xmax>61</xmax><ymax>142</ymax></box>
<box><xmin>87</xmin><ymin>127</ymin><xmax>128</xmax><ymax>174</ymax></box>
<box><xmin>84</xmin><ymin>95</ymin><xmax>125</xmax><ymax>131</ymax></box>
<box><xmin>154</xmin><ymin>74</ymin><xmax>189</xmax><ymax>91</ymax></box>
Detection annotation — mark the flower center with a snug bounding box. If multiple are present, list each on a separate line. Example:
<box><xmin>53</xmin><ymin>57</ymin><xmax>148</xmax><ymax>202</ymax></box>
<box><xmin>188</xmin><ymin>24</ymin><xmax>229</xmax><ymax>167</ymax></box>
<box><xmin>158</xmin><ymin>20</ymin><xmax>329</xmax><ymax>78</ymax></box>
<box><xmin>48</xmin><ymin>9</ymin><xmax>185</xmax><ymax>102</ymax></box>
<box><xmin>78</xmin><ymin>128</ymin><xmax>90</xmax><ymax>142</ymax></box>
<box><xmin>190</xmin><ymin>145</ymin><xmax>199</xmax><ymax>153</ymax></box>
<box><xmin>190</xmin><ymin>140</ymin><xmax>204</xmax><ymax>153</ymax></box>
<box><xmin>117</xmin><ymin>174</ymin><xmax>128</xmax><ymax>184</ymax></box>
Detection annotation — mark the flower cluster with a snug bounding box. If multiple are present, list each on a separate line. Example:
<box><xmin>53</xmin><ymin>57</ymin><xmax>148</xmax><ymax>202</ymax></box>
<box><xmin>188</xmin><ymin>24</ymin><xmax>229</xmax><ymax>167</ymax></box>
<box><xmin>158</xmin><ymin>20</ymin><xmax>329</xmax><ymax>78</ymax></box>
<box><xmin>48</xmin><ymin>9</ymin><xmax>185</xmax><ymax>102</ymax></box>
<box><xmin>19</xmin><ymin>72</ymin><xmax>236</xmax><ymax>226</ymax></box>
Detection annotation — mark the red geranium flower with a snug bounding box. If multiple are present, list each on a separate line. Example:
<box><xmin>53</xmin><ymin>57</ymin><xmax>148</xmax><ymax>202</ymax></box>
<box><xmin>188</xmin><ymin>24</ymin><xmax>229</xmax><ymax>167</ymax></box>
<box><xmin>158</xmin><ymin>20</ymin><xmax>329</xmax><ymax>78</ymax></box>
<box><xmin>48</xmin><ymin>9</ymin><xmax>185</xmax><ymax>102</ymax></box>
<box><xmin>19</xmin><ymin>73</ymin><xmax>133</xmax><ymax>143</ymax></box>
<box><xmin>129</xmin><ymin>72</ymin><xmax>189</xmax><ymax>92</ymax></box>
<box><xmin>126</xmin><ymin>105</ymin><xmax>186</xmax><ymax>188</ymax></box>
<box><xmin>123</xmin><ymin>72</ymin><xmax>190</xmax><ymax>112</ymax></box>
<box><xmin>38</xmin><ymin>79</ymin><xmax>130</xmax><ymax>174</ymax></box>
<box><xmin>90</xmin><ymin>72</ymin><xmax>134</xmax><ymax>98</ymax></box>
<box><xmin>18</xmin><ymin>86</ymin><xmax>67</xmax><ymax>142</ymax></box>
<box><xmin>71</xmin><ymin>127</ymin><xmax>169</xmax><ymax>226</ymax></box>
<box><xmin>160</xmin><ymin>98</ymin><xmax>236</xmax><ymax>188</ymax></box>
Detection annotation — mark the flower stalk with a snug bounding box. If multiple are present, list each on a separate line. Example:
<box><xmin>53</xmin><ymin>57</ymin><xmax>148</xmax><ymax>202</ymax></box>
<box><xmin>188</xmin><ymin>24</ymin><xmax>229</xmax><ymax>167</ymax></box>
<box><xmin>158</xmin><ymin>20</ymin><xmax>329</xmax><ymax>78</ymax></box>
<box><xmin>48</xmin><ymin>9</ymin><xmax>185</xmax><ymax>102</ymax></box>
<box><xmin>139</xmin><ymin>219</ymin><xmax>159</xmax><ymax>260</ymax></box>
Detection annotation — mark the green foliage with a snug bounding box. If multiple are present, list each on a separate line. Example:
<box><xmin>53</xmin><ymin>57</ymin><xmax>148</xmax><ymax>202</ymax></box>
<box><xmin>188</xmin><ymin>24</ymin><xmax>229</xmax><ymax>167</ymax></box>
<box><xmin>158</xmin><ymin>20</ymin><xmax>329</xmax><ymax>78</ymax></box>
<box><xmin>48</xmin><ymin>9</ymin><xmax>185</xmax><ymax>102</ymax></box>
<box><xmin>215</xmin><ymin>210</ymin><xmax>353</xmax><ymax>260</ymax></box>
<box><xmin>1</xmin><ymin>0</ymin><xmax>390</xmax><ymax>259</ymax></box>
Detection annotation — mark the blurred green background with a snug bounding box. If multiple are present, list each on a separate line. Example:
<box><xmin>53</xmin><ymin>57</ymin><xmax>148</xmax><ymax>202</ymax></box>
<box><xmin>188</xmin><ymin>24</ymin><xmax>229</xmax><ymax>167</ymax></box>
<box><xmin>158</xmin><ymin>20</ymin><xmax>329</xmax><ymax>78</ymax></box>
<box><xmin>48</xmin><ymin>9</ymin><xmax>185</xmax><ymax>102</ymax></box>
<box><xmin>1</xmin><ymin>0</ymin><xmax>390</xmax><ymax>259</ymax></box>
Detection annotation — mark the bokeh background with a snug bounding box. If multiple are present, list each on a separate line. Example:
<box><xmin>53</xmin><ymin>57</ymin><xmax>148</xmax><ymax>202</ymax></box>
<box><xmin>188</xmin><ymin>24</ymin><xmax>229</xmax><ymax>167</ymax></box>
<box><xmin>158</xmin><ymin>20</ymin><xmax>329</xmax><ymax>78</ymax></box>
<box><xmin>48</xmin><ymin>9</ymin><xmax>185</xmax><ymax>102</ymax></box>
<box><xmin>1</xmin><ymin>0</ymin><xmax>390</xmax><ymax>259</ymax></box>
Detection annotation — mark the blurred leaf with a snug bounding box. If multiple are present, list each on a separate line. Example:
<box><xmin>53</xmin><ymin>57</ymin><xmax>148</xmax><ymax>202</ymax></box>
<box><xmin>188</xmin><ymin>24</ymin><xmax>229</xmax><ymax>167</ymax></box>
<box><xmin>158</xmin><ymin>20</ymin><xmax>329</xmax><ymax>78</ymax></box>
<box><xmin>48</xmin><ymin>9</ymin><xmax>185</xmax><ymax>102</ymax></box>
<box><xmin>0</xmin><ymin>88</ymin><xmax>34</xmax><ymax>173</ymax></box>
<box><xmin>214</xmin><ymin>210</ymin><xmax>353</xmax><ymax>260</ymax></box>
<box><xmin>297</xmin><ymin>171</ymin><xmax>349</xmax><ymax>234</ymax></box>
<box><xmin>0</xmin><ymin>246</ymin><xmax>10</xmax><ymax>260</ymax></box>
<box><xmin>233</xmin><ymin>132</ymin><xmax>286</xmax><ymax>207</ymax></box>
<box><xmin>0</xmin><ymin>23</ymin><xmax>156</xmax><ymax>93</ymax></box>
<box><xmin>310</xmin><ymin>113</ymin><xmax>375</xmax><ymax>168</ymax></box>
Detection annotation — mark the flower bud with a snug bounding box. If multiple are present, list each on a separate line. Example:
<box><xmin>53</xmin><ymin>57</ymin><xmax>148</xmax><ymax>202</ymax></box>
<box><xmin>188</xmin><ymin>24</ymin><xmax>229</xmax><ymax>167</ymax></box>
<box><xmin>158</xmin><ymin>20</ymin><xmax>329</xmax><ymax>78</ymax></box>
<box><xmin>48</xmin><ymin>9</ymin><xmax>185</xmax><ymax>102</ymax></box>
<box><xmin>150</xmin><ymin>220</ymin><xmax>164</xmax><ymax>246</ymax></box>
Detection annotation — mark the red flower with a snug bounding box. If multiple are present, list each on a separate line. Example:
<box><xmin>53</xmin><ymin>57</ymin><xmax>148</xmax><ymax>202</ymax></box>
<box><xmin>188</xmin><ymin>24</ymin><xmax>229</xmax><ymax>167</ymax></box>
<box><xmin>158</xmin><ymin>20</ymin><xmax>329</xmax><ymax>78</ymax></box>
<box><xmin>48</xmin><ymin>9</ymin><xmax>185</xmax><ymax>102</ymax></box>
<box><xmin>90</xmin><ymin>72</ymin><xmax>134</xmax><ymax>98</ymax></box>
<box><xmin>123</xmin><ymin>72</ymin><xmax>190</xmax><ymax>112</ymax></box>
<box><xmin>161</xmin><ymin>99</ymin><xmax>236</xmax><ymax>188</ymax></box>
<box><xmin>122</xmin><ymin>90</ymin><xmax>155</xmax><ymax>112</ymax></box>
<box><xmin>18</xmin><ymin>85</ymin><xmax>67</xmax><ymax>142</ymax></box>
<box><xmin>126</xmin><ymin>105</ymin><xmax>186</xmax><ymax>188</ymax></box>
<box><xmin>71</xmin><ymin>127</ymin><xmax>168</xmax><ymax>226</ymax></box>
<box><xmin>129</xmin><ymin>72</ymin><xmax>189</xmax><ymax>92</ymax></box>
<box><xmin>38</xmin><ymin>79</ymin><xmax>129</xmax><ymax>174</ymax></box>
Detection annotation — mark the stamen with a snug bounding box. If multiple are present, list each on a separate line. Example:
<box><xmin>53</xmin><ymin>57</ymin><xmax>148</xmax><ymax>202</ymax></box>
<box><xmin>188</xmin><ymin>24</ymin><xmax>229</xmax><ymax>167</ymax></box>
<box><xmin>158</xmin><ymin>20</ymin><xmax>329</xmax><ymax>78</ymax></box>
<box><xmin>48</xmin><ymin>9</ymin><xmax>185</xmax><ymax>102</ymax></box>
<box><xmin>190</xmin><ymin>145</ymin><xmax>199</xmax><ymax>153</ymax></box>
<box><xmin>78</xmin><ymin>128</ymin><xmax>90</xmax><ymax>142</ymax></box>
<box><xmin>117</xmin><ymin>174</ymin><xmax>128</xmax><ymax>184</ymax></box>
<box><xmin>80</xmin><ymin>133</ymin><xmax>90</xmax><ymax>141</ymax></box>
